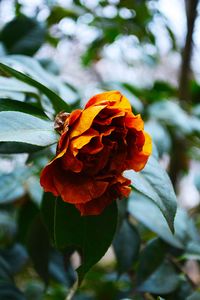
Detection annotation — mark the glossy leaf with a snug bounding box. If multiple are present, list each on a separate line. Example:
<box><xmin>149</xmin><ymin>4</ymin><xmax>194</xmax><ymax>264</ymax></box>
<box><xmin>0</xmin><ymin>282</ymin><xmax>26</xmax><ymax>300</ymax></box>
<box><xmin>0</xmin><ymin>99</ymin><xmax>48</xmax><ymax>119</ymax></box>
<box><xmin>5</xmin><ymin>56</ymin><xmax>79</xmax><ymax>104</ymax></box>
<box><xmin>18</xmin><ymin>200</ymin><xmax>50</xmax><ymax>283</ymax></box>
<box><xmin>0</xmin><ymin>142</ymin><xmax>43</xmax><ymax>154</ymax></box>
<box><xmin>0</xmin><ymin>244</ymin><xmax>28</xmax><ymax>274</ymax></box>
<box><xmin>126</xmin><ymin>156</ymin><xmax>177</xmax><ymax>233</ymax></box>
<box><xmin>187</xmin><ymin>292</ymin><xmax>200</xmax><ymax>300</ymax></box>
<box><xmin>0</xmin><ymin>168</ymin><xmax>30</xmax><ymax>204</ymax></box>
<box><xmin>0</xmin><ymin>76</ymin><xmax>37</xmax><ymax>94</ymax></box>
<box><xmin>0</xmin><ymin>15</ymin><xmax>46</xmax><ymax>56</ymax></box>
<box><xmin>113</xmin><ymin>219</ymin><xmax>140</xmax><ymax>274</ymax></box>
<box><xmin>137</xmin><ymin>261</ymin><xmax>180</xmax><ymax>294</ymax></box>
<box><xmin>41</xmin><ymin>194</ymin><xmax>118</xmax><ymax>284</ymax></box>
<box><xmin>0</xmin><ymin>111</ymin><xmax>58</xmax><ymax>146</ymax></box>
<box><xmin>128</xmin><ymin>191</ymin><xmax>183</xmax><ymax>248</ymax></box>
<box><xmin>0</xmin><ymin>62</ymin><xmax>69</xmax><ymax>113</ymax></box>
<box><xmin>137</xmin><ymin>238</ymin><xmax>167</xmax><ymax>284</ymax></box>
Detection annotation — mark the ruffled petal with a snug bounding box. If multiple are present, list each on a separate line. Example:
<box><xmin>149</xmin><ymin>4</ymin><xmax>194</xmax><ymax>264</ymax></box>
<box><xmin>40</xmin><ymin>162</ymin><xmax>59</xmax><ymax>196</ymax></box>
<box><xmin>75</xmin><ymin>192</ymin><xmax>113</xmax><ymax>216</ymax></box>
<box><xmin>53</xmin><ymin>172</ymin><xmax>109</xmax><ymax>204</ymax></box>
<box><xmin>62</xmin><ymin>150</ymin><xmax>83</xmax><ymax>173</ymax></box>
<box><xmin>125</xmin><ymin>112</ymin><xmax>144</xmax><ymax>131</ymax></box>
<box><xmin>85</xmin><ymin>90</ymin><xmax>132</xmax><ymax>111</ymax></box>
<box><xmin>125</xmin><ymin>131</ymin><xmax>152</xmax><ymax>171</ymax></box>
<box><xmin>70</xmin><ymin>128</ymin><xmax>99</xmax><ymax>156</ymax></box>
<box><xmin>75</xmin><ymin>174</ymin><xmax>131</xmax><ymax>216</ymax></box>
<box><xmin>68</xmin><ymin>109</ymin><xmax>82</xmax><ymax>126</ymax></box>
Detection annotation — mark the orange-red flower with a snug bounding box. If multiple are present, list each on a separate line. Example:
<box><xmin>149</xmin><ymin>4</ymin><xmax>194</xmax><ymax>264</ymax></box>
<box><xmin>40</xmin><ymin>91</ymin><xmax>152</xmax><ymax>215</ymax></box>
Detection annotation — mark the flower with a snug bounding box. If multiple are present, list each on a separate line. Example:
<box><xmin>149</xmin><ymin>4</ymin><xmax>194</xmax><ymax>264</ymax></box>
<box><xmin>40</xmin><ymin>91</ymin><xmax>152</xmax><ymax>215</ymax></box>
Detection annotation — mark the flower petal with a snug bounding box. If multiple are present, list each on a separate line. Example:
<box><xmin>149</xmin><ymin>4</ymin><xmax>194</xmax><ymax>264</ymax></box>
<box><xmin>70</xmin><ymin>128</ymin><xmax>99</xmax><ymax>156</ymax></box>
<box><xmin>70</xmin><ymin>105</ymin><xmax>106</xmax><ymax>138</ymax></box>
<box><xmin>75</xmin><ymin>192</ymin><xmax>113</xmax><ymax>216</ymax></box>
<box><xmin>54</xmin><ymin>172</ymin><xmax>109</xmax><ymax>204</ymax></box>
<box><xmin>125</xmin><ymin>112</ymin><xmax>144</xmax><ymax>131</ymax></box>
<box><xmin>125</xmin><ymin>131</ymin><xmax>152</xmax><ymax>171</ymax></box>
<box><xmin>85</xmin><ymin>90</ymin><xmax>131</xmax><ymax>111</ymax></box>
<box><xmin>62</xmin><ymin>150</ymin><xmax>83</xmax><ymax>172</ymax></box>
<box><xmin>40</xmin><ymin>162</ymin><xmax>59</xmax><ymax>196</ymax></box>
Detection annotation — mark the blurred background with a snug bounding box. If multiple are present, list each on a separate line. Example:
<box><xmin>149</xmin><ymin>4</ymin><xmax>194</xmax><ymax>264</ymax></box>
<box><xmin>0</xmin><ymin>0</ymin><xmax>200</xmax><ymax>299</ymax></box>
<box><xmin>1</xmin><ymin>0</ymin><xmax>199</xmax><ymax>206</ymax></box>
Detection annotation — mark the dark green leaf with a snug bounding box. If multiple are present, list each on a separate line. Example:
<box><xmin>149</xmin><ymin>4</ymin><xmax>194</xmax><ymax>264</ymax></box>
<box><xmin>137</xmin><ymin>238</ymin><xmax>167</xmax><ymax>284</ymax></box>
<box><xmin>0</xmin><ymin>99</ymin><xmax>48</xmax><ymax>119</ymax></box>
<box><xmin>113</xmin><ymin>219</ymin><xmax>140</xmax><ymax>274</ymax></box>
<box><xmin>0</xmin><ymin>256</ymin><xmax>12</xmax><ymax>282</ymax></box>
<box><xmin>41</xmin><ymin>194</ymin><xmax>118</xmax><ymax>284</ymax></box>
<box><xmin>27</xmin><ymin>215</ymin><xmax>50</xmax><ymax>284</ymax></box>
<box><xmin>0</xmin><ymin>15</ymin><xmax>46</xmax><ymax>56</ymax></box>
<box><xmin>47</xmin><ymin>6</ymin><xmax>79</xmax><ymax>25</ymax></box>
<box><xmin>0</xmin><ymin>111</ymin><xmax>58</xmax><ymax>146</ymax></box>
<box><xmin>145</xmin><ymin>120</ymin><xmax>171</xmax><ymax>156</ymax></box>
<box><xmin>0</xmin><ymin>62</ymin><xmax>69</xmax><ymax>113</ymax></box>
<box><xmin>137</xmin><ymin>261</ymin><xmax>180</xmax><ymax>294</ymax></box>
<box><xmin>128</xmin><ymin>191</ymin><xmax>183</xmax><ymax>248</ymax></box>
<box><xmin>0</xmin><ymin>244</ymin><xmax>28</xmax><ymax>274</ymax></box>
<box><xmin>0</xmin><ymin>168</ymin><xmax>30</xmax><ymax>204</ymax></box>
<box><xmin>126</xmin><ymin>156</ymin><xmax>177</xmax><ymax>233</ymax></box>
<box><xmin>49</xmin><ymin>250</ymin><xmax>76</xmax><ymax>286</ymax></box>
<box><xmin>0</xmin><ymin>142</ymin><xmax>43</xmax><ymax>154</ymax></box>
<box><xmin>0</xmin><ymin>76</ymin><xmax>37</xmax><ymax>94</ymax></box>
<box><xmin>18</xmin><ymin>201</ymin><xmax>50</xmax><ymax>283</ymax></box>
<box><xmin>5</xmin><ymin>56</ymin><xmax>78</xmax><ymax>104</ymax></box>
<box><xmin>187</xmin><ymin>292</ymin><xmax>200</xmax><ymax>300</ymax></box>
<box><xmin>0</xmin><ymin>282</ymin><xmax>26</xmax><ymax>300</ymax></box>
<box><xmin>0</xmin><ymin>212</ymin><xmax>16</xmax><ymax>246</ymax></box>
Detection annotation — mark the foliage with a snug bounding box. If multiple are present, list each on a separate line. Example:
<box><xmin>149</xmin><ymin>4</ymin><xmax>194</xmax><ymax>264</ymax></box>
<box><xmin>0</xmin><ymin>0</ymin><xmax>200</xmax><ymax>300</ymax></box>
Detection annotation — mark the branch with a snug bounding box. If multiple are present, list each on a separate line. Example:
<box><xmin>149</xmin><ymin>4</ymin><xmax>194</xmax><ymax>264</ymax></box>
<box><xmin>65</xmin><ymin>281</ymin><xmax>78</xmax><ymax>300</ymax></box>
<box><xmin>178</xmin><ymin>0</ymin><xmax>199</xmax><ymax>101</ymax></box>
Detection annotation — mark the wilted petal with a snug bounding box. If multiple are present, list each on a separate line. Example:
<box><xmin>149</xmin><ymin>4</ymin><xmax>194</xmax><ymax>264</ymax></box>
<box><xmin>54</xmin><ymin>172</ymin><xmax>109</xmax><ymax>204</ymax></box>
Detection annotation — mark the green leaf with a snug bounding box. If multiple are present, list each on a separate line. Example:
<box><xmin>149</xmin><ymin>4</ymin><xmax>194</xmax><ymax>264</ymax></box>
<box><xmin>137</xmin><ymin>238</ymin><xmax>167</xmax><ymax>284</ymax></box>
<box><xmin>137</xmin><ymin>261</ymin><xmax>180</xmax><ymax>294</ymax></box>
<box><xmin>145</xmin><ymin>120</ymin><xmax>171</xmax><ymax>156</ymax></box>
<box><xmin>187</xmin><ymin>292</ymin><xmax>200</xmax><ymax>300</ymax></box>
<box><xmin>18</xmin><ymin>200</ymin><xmax>50</xmax><ymax>283</ymax></box>
<box><xmin>0</xmin><ymin>111</ymin><xmax>58</xmax><ymax>146</ymax></box>
<box><xmin>0</xmin><ymin>142</ymin><xmax>43</xmax><ymax>154</ymax></box>
<box><xmin>0</xmin><ymin>168</ymin><xmax>29</xmax><ymax>204</ymax></box>
<box><xmin>41</xmin><ymin>194</ymin><xmax>118</xmax><ymax>284</ymax></box>
<box><xmin>27</xmin><ymin>215</ymin><xmax>50</xmax><ymax>284</ymax></box>
<box><xmin>0</xmin><ymin>256</ymin><xmax>12</xmax><ymax>282</ymax></box>
<box><xmin>47</xmin><ymin>6</ymin><xmax>79</xmax><ymax>25</ymax></box>
<box><xmin>0</xmin><ymin>62</ymin><xmax>69</xmax><ymax>113</ymax></box>
<box><xmin>5</xmin><ymin>56</ymin><xmax>79</xmax><ymax>104</ymax></box>
<box><xmin>0</xmin><ymin>99</ymin><xmax>48</xmax><ymax>119</ymax></box>
<box><xmin>128</xmin><ymin>191</ymin><xmax>183</xmax><ymax>248</ymax></box>
<box><xmin>0</xmin><ymin>282</ymin><xmax>26</xmax><ymax>300</ymax></box>
<box><xmin>183</xmin><ymin>241</ymin><xmax>200</xmax><ymax>260</ymax></box>
<box><xmin>0</xmin><ymin>15</ymin><xmax>46</xmax><ymax>56</ymax></box>
<box><xmin>128</xmin><ymin>191</ymin><xmax>199</xmax><ymax>250</ymax></box>
<box><xmin>113</xmin><ymin>219</ymin><xmax>140</xmax><ymax>274</ymax></box>
<box><xmin>0</xmin><ymin>244</ymin><xmax>28</xmax><ymax>275</ymax></box>
<box><xmin>0</xmin><ymin>76</ymin><xmax>37</xmax><ymax>94</ymax></box>
<box><xmin>0</xmin><ymin>212</ymin><xmax>16</xmax><ymax>247</ymax></box>
<box><xmin>126</xmin><ymin>156</ymin><xmax>177</xmax><ymax>233</ymax></box>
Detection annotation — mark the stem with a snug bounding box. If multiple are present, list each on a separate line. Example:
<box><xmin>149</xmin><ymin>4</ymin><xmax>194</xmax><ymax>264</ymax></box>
<box><xmin>65</xmin><ymin>281</ymin><xmax>78</xmax><ymax>300</ymax></box>
<box><xmin>178</xmin><ymin>0</ymin><xmax>198</xmax><ymax>102</ymax></box>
